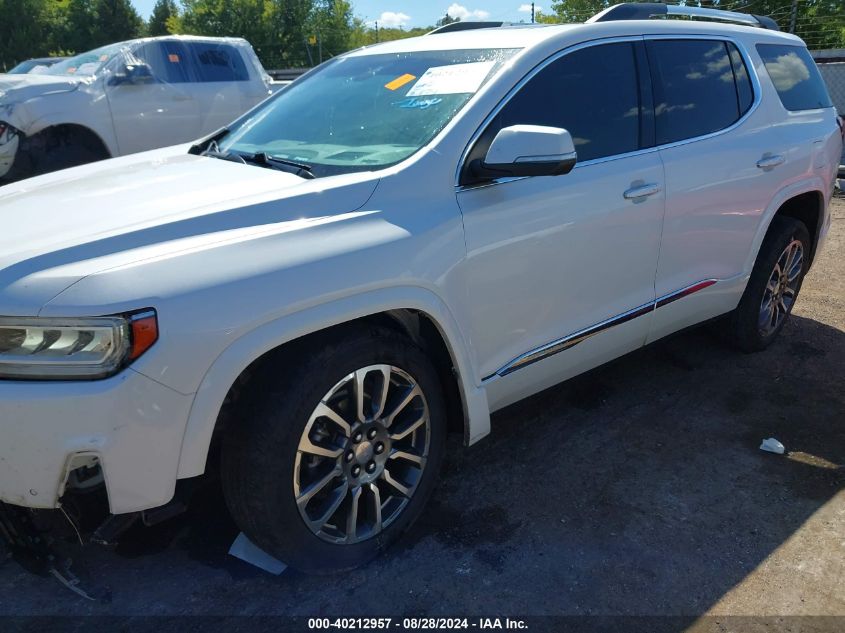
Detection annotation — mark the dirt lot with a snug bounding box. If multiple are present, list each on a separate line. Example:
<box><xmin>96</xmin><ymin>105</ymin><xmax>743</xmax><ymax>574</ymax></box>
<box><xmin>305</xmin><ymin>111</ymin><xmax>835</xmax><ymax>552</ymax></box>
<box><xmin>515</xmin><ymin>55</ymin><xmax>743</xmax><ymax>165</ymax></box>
<box><xmin>1</xmin><ymin>199</ymin><xmax>844</xmax><ymax>628</ymax></box>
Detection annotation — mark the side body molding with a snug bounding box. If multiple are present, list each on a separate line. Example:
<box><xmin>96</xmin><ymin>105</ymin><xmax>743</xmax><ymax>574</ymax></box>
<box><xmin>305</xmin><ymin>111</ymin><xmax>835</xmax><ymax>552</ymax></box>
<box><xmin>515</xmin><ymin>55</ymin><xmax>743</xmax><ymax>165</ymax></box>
<box><xmin>176</xmin><ymin>285</ymin><xmax>490</xmax><ymax>479</ymax></box>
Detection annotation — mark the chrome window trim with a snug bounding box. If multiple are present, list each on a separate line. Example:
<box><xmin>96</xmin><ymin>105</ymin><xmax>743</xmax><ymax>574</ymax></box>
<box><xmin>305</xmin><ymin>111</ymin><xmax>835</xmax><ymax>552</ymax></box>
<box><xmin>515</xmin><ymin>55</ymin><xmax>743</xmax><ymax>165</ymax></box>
<box><xmin>455</xmin><ymin>34</ymin><xmax>762</xmax><ymax>191</ymax></box>
<box><xmin>641</xmin><ymin>34</ymin><xmax>762</xmax><ymax>152</ymax></box>
<box><xmin>454</xmin><ymin>35</ymin><xmax>645</xmax><ymax>190</ymax></box>
<box><xmin>482</xmin><ymin>278</ymin><xmax>720</xmax><ymax>381</ymax></box>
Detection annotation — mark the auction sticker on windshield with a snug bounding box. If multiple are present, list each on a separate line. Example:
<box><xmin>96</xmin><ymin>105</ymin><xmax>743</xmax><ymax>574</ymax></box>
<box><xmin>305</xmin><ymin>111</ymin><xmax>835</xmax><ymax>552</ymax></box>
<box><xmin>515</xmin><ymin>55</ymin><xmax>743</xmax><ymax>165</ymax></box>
<box><xmin>406</xmin><ymin>61</ymin><xmax>496</xmax><ymax>96</ymax></box>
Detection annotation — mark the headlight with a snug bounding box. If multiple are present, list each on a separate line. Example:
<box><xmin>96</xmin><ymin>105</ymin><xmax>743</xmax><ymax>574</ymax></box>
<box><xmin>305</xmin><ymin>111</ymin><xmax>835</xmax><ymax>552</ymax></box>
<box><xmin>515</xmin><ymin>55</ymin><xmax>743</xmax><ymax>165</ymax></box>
<box><xmin>0</xmin><ymin>310</ymin><xmax>158</xmax><ymax>380</ymax></box>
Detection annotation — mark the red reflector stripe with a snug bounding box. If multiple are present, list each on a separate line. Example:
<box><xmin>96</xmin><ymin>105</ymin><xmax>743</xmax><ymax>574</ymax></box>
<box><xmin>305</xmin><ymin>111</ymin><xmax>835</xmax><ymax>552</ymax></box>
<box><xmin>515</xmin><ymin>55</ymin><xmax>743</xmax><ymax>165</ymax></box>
<box><xmin>129</xmin><ymin>314</ymin><xmax>158</xmax><ymax>360</ymax></box>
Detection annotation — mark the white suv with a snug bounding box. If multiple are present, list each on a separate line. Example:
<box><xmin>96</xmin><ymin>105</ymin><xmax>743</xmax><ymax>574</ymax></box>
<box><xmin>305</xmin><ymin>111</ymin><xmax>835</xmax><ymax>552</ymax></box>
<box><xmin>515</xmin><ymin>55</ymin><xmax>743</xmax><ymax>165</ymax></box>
<box><xmin>0</xmin><ymin>5</ymin><xmax>841</xmax><ymax>573</ymax></box>
<box><xmin>0</xmin><ymin>36</ymin><xmax>272</xmax><ymax>183</ymax></box>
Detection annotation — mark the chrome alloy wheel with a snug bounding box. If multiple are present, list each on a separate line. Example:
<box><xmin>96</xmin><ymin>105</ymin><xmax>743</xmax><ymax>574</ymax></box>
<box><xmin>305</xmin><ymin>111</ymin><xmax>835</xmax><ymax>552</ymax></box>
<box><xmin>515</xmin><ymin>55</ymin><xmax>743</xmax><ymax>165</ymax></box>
<box><xmin>293</xmin><ymin>364</ymin><xmax>431</xmax><ymax>544</ymax></box>
<box><xmin>759</xmin><ymin>238</ymin><xmax>803</xmax><ymax>337</ymax></box>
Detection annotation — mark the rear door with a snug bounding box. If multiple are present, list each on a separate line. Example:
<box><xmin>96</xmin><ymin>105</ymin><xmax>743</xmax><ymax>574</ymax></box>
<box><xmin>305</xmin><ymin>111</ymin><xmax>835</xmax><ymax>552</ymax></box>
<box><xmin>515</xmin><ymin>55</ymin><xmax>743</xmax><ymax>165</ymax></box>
<box><xmin>645</xmin><ymin>37</ymin><xmax>789</xmax><ymax>342</ymax></box>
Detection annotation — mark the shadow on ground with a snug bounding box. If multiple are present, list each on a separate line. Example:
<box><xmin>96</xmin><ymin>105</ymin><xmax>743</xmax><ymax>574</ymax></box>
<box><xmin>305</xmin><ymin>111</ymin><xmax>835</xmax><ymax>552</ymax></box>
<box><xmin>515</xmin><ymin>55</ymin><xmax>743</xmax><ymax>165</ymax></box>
<box><xmin>0</xmin><ymin>314</ymin><xmax>842</xmax><ymax>618</ymax></box>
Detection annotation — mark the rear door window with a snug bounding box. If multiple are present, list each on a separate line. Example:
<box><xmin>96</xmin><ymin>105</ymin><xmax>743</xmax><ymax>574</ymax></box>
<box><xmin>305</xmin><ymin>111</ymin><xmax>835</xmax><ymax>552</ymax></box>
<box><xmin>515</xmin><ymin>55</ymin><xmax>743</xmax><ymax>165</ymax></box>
<box><xmin>186</xmin><ymin>42</ymin><xmax>250</xmax><ymax>82</ymax></box>
<box><xmin>646</xmin><ymin>40</ymin><xmax>744</xmax><ymax>145</ymax></box>
<box><xmin>756</xmin><ymin>44</ymin><xmax>833</xmax><ymax>111</ymax></box>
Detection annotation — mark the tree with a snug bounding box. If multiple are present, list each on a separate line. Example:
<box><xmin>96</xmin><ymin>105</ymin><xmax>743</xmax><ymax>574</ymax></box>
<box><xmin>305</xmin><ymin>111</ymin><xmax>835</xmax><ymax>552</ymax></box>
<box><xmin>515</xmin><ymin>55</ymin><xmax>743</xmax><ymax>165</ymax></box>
<box><xmin>63</xmin><ymin>0</ymin><xmax>96</xmax><ymax>53</ymax></box>
<box><xmin>549</xmin><ymin>0</ymin><xmax>607</xmax><ymax>23</ymax></box>
<box><xmin>435</xmin><ymin>12</ymin><xmax>459</xmax><ymax>27</ymax></box>
<box><xmin>0</xmin><ymin>0</ymin><xmax>52</xmax><ymax>69</ymax></box>
<box><xmin>307</xmin><ymin>0</ymin><xmax>353</xmax><ymax>58</ymax></box>
<box><xmin>91</xmin><ymin>0</ymin><xmax>143</xmax><ymax>46</ymax></box>
<box><xmin>148</xmin><ymin>0</ymin><xmax>179</xmax><ymax>35</ymax></box>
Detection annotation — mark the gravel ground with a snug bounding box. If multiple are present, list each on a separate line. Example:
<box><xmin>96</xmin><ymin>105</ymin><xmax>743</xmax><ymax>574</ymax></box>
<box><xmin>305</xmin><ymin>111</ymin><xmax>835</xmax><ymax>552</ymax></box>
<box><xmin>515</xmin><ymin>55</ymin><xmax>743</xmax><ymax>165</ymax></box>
<box><xmin>1</xmin><ymin>198</ymin><xmax>844</xmax><ymax>627</ymax></box>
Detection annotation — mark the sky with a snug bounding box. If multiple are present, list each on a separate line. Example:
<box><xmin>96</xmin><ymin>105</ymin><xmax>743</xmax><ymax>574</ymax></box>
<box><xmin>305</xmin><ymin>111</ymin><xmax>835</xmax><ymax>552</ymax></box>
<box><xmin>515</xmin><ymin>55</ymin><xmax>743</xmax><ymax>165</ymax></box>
<box><xmin>130</xmin><ymin>1</ymin><xmax>547</xmax><ymax>28</ymax></box>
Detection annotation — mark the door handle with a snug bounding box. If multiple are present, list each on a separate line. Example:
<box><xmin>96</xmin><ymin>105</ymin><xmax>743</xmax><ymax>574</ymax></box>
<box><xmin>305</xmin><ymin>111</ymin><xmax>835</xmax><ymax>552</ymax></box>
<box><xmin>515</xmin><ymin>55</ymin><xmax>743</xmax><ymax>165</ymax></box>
<box><xmin>756</xmin><ymin>154</ymin><xmax>785</xmax><ymax>169</ymax></box>
<box><xmin>623</xmin><ymin>183</ymin><xmax>661</xmax><ymax>200</ymax></box>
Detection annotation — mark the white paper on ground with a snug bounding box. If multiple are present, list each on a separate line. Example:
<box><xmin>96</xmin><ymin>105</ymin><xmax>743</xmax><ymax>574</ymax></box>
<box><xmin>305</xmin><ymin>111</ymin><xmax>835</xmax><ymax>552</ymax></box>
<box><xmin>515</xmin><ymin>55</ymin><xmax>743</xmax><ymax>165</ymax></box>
<box><xmin>406</xmin><ymin>61</ymin><xmax>496</xmax><ymax>96</ymax></box>
<box><xmin>759</xmin><ymin>437</ymin><xmax>786</xmax><ymax>454</ymax></box>
<box><xmin>228</xmin><ymin>532</ymin><xmax>288</xmax><ymax>575</ymax></box>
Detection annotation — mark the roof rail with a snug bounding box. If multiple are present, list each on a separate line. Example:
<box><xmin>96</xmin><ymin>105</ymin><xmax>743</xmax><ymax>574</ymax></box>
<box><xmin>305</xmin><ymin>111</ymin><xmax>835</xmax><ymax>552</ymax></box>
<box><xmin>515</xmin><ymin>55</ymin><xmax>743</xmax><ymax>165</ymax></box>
<box><xmin>428</xmin><ymin>21</ymin><xmax>507</xmax><ymax>34</ymax></box>
<box><xmin>588</xmin><ymin>3</ymin><xmax>780</xmax><ymax>31</ymax></box>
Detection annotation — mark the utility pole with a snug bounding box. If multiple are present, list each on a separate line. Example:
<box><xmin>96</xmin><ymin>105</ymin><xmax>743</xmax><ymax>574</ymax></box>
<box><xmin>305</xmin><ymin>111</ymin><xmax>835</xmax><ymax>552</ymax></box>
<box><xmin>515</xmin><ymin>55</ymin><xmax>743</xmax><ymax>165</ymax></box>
<box><xmin>531</xmin><ymin>2</ymin><xmax>535</xmax><ymax>23</ymax></box>
<box><xmin>789</xmin><ymin>0</ymin><xmax>797</xmax><ymax>33</ymax></box>
<box><xmin>375</xmin><ymin>21</ymin><xmax>379</xmax><ymax>43</ymax></box>
<box><xmin>318</xmin><ymin>34</ymin><xmax>323</xmax><ymax>64</ymax></box>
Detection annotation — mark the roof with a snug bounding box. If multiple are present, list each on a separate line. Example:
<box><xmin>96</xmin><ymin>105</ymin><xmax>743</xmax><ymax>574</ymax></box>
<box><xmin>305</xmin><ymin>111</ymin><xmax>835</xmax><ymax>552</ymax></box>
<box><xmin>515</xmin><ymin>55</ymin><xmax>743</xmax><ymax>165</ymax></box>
<box><xmin>346</xmin><ymin>18</ymin><xmax>802</xmax><ymax>58</ymax></box>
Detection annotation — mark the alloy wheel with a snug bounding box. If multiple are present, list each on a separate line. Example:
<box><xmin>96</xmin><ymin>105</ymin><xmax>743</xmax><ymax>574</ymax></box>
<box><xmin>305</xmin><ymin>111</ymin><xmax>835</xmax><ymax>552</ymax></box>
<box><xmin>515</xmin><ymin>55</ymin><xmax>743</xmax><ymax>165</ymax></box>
<box><xmin>758</xmin><ymin>238</ymin><xmax>803</xmax><ymax>337</ymax></box>
<box><xmin>293</xmin><ymin>364</ymin><xmax>430</xmax><ymax>544</ymax></box>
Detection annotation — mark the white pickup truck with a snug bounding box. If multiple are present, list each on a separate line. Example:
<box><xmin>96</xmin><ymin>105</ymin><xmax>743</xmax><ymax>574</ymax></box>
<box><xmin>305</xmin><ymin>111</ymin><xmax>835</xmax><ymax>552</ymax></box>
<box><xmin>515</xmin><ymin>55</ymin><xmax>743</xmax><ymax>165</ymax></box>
<box><xmin>0</xmin><ymin>35</ymin><xmax>275</xmax><ymax>182</ymax></box>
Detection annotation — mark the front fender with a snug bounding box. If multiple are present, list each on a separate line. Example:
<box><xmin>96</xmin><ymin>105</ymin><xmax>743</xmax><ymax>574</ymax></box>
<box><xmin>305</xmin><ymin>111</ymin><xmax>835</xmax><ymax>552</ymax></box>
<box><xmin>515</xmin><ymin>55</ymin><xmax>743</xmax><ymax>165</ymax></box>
<box><xmin>5</xmin><ymin>86</ymin><xmax>118</xmax><ymax>156</ymax></box>
<box><xmin>175</xmin><ymin>285</ymin><xmax>490</xmax><ymax>479</ymax></box>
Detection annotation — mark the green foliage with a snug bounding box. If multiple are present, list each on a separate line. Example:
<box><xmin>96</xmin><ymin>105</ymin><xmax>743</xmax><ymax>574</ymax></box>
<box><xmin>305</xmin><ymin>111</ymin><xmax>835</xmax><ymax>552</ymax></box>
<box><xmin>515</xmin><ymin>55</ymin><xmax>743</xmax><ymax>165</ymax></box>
<box><xmin>549</xmin><ymin>0</ymin><xmax>608</xmax><ymax>23</ymax></box>
<box><xmin>435</xmin><ymin>12</ymin><xmax>459</xmax><ymax>27</ymax></box>
<box><xmin>148</xmin><ymin>0</ymin><xmax>179</xmax><ymax>35</ymax></box>
<box><xmin>91</xmin><ymin>0</ymin><xmax>143</xmax><ymax>45</ymax></box>
<box><xmin>546</xmin><ymin>0</ymin><xmax>844</xmax><ymax>48</ymax></box>
<box><xmin>0</xmin><ymin>0</ymin><xmax>54</xmax><ymax>69</ymax></box>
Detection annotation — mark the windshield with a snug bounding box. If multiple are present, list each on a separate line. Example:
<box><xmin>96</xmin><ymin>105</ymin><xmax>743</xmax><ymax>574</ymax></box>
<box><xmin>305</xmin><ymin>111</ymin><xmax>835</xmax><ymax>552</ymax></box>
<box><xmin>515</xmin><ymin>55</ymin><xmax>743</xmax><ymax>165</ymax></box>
<box><xmin>46</xmin><ymin>43</ymin><xmax>127</xmax><ymax>77</ymax></box>
<box><xmin>218</xmin><ymin>48</ymin><xmax>518</xmax><ymax>178</ymax></box>
<box><xmin>8</xmin><ymin>60</ymin><xmax>45</xmax><ymax>74</ymax></box>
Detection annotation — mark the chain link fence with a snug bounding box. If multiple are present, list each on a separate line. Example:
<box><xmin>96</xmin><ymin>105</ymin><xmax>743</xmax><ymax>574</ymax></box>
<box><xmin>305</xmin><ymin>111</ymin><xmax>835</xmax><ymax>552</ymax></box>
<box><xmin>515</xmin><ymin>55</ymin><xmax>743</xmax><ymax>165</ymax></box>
<box><xmin>813</xmin><ymin>51</ymin><xmax>845</xmax><ymax>168</ymax></box>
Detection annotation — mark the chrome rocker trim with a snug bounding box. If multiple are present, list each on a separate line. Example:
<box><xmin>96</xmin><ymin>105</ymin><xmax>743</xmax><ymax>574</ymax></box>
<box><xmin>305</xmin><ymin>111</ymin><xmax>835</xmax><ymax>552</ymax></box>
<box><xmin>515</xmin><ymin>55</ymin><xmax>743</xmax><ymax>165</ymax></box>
<box><xmin>485</xmin><ymin>278</ymin><xmax>719</xmax><ymax>380</ymax></box>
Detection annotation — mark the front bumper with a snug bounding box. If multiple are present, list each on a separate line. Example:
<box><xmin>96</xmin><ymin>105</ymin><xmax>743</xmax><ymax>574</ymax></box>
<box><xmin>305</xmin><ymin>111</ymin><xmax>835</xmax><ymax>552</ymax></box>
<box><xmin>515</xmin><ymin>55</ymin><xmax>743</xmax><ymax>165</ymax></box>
<box><xmin>0</xmin><ymin>368</ymin><xmax>194</xmax><ymax>514</ymax></box>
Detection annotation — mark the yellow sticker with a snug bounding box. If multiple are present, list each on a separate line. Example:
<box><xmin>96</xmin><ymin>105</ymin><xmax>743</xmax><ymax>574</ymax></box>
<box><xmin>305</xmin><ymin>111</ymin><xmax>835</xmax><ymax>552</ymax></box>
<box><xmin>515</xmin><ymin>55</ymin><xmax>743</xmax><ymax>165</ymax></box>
<box><xmin>384</xmin><ymin>73</ymin><xmax>416</xmax><ymax>91</ymax></box>
<box><xmin>168</xmin><ymin>54</ymin><xmax>180</xmax><ymax>63</ymax></box>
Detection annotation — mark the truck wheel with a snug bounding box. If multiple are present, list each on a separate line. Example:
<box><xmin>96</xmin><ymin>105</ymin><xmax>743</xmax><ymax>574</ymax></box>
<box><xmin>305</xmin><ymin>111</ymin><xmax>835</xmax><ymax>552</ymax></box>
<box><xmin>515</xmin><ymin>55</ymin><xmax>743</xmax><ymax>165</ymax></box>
<box><xmin>8</xmin><ymin>127</ymin><xmax>108</xmax><ymax>181</ymax></box>
<box><xmin>221</xmin><ymin>325</ymin><xmax>447</xmax><ymax>573</ymax></box>
<box><xmin>728</xmin><ymin>216</ymin><xmax>810</xmax><ymax>352</ymax></box>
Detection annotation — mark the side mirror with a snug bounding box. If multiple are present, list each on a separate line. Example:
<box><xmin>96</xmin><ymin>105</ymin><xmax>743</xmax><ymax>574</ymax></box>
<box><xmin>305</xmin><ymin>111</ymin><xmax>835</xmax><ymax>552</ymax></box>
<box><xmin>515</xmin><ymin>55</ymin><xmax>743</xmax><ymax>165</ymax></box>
<box><xmin>110</xmin><ymin>62</ymin><xmax>155</xmax><ymax>86</ymax></box>
<box><xmin>471</xmin><ymin>125</ymin><xmax>577</xmax><ymax>180</ymax></box>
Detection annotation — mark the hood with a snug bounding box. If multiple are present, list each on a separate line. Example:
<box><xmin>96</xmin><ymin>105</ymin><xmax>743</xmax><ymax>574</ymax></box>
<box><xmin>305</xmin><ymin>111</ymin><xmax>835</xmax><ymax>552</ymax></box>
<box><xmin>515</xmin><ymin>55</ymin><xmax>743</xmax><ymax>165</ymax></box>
<box><xmin>0</xmin><ymin>148</ymin><xmax>379</xmax><ymax>315</ymax></box>
<box><xmin>0</xmin><ymin>73</ymin><xmax>84</xmax><ymax>103</ymax></box>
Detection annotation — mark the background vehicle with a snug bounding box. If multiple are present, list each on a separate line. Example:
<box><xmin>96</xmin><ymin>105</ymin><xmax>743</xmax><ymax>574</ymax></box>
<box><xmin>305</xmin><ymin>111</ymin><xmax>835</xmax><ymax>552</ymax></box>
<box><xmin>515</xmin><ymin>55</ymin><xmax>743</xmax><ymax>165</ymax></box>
<box><xmin>5</xmin><ymin>57</ymin><xmax>68</xmax><ymax>75</ymax></box>
<box><xmin>0</xmin><ymin>4</ymin><xmax>841</xmax><ymax>574</ymax></box>
<box><xmin>0</xmin><ymin>35</ymin><xmax>274</xmax><ymax>183</ymax></box>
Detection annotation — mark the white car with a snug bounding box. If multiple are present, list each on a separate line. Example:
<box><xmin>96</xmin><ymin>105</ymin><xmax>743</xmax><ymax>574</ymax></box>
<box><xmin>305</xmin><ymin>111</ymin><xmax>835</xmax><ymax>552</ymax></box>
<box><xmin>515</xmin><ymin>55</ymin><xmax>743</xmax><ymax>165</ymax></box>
<box><xmin>0</xmin><ymin>4</ymin><xmax>841</xmax><ymax>573</ymax></box>
<box><xmin>0</xmin><ymin>35</ymin><xmax>273</xmax><ymax>183</ymax></box>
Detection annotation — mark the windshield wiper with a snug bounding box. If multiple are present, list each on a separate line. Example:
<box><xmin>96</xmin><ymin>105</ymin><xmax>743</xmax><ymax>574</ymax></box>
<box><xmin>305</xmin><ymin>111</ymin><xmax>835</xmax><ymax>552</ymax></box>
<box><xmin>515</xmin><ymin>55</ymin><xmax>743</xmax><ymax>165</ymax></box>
<box><xmin>201</xmin><ymin>148</ymin><xmax>247</xmax><ymax>164</ymax></box>
<box><xmin>243</xmin><ymin>152</ymin><xmax>316</xmax><ymax>179</ymax></box>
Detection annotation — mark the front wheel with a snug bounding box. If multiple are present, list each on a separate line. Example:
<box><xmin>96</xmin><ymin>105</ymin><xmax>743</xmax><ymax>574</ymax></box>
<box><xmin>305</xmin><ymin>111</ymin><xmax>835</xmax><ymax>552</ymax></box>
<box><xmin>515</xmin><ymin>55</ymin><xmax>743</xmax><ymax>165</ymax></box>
<box><xmin>728</xmin><ymin>216</ymin><xmax>810</xmax><ymax>352</ymax></box>
<box><xmin>221</xmin><ymin>325</ymin><xmax>447</xmax><ymax>573</ymax></box>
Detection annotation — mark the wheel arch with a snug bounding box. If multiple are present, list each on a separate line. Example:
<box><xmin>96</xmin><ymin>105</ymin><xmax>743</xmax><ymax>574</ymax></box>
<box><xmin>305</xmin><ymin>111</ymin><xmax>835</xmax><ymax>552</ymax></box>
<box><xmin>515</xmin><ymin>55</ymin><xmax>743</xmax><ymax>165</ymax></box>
<box><xmin>25</xmin><ymin>123</ymin><xmax>112</xmax><ymax>158</ymax></box>
<box><xmin>175</xmin><ymin>287</ymin><xmax>490</xmax><ymax>480</ymax></box>
<box><xmin>745</xmin><ymin>181</ymin><xmax>828</xmax><ymax>275</ymax></box>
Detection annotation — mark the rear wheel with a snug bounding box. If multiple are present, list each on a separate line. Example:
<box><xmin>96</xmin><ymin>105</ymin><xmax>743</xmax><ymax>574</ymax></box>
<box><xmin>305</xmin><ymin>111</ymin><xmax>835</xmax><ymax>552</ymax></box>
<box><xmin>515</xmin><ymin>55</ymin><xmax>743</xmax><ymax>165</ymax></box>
<box><xmin>728</xmin><ymin>216</ymin><xmax>810</xmax><ymax>352</ymax></box>
<box><xmin>221</xmin><ymin>325</ymin><xmax>447</xmax><ymax>573</ymax></box>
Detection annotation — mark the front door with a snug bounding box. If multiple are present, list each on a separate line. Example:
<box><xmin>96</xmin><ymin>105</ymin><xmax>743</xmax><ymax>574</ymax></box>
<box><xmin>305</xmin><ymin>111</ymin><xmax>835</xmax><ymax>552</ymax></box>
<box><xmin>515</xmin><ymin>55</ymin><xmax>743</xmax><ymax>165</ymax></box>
<box><xmin>456</xmin><ymin>40</ymin><xmax>666</xmax><ymax>408</ymax></box>
<box><xmin>105</xmin><ymin>41</ymin><xmax>201</xmax><ymax>155</ymax></box>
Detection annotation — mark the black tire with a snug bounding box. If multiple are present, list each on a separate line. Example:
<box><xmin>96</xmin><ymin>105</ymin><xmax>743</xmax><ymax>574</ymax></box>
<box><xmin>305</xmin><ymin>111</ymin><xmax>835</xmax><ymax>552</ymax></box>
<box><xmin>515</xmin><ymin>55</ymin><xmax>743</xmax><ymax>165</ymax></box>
<box><xmin>728</xmin><ymin>216</ymin><xmax>810</xmax><ymax>352</ymax></box>
<box><xmin>221</xmin><ymin>324</ymin><xmax>447</xmax><ymax>573</ymax></box>
<box><xmin>3</xmin><ymin>128</ymin><xmax>108</xmax><ymax>183</ymax></box>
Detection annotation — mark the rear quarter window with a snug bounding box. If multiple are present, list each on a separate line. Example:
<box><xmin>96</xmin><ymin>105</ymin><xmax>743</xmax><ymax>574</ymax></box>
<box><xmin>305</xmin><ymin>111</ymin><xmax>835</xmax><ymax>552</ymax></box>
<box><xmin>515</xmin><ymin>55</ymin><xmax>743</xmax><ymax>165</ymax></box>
<box><xmin>188</xmin><ymin>42</ymin><xmax>250</xmax><ymax>82</ymax></box>
<box><xmin>756</xmin><ymin>44</ymin><xmax>833</xmax><ymax>111</ymax></box>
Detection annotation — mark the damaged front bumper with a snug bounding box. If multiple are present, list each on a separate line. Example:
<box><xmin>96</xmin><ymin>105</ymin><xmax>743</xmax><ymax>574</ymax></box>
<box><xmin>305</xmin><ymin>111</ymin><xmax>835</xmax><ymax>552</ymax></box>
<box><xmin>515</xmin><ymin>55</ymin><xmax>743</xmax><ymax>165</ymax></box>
<box><xmin>0</xmin><ymin>368</ymin><xmax>195</xmax><ymax>515</ymax></box>
<box><xmin>0</xmin><ymin>122</ymin><xmax>20</xmax><ymax>179</ymax></box>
